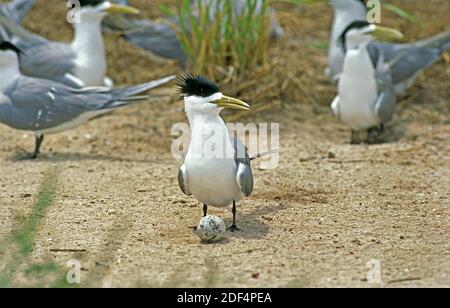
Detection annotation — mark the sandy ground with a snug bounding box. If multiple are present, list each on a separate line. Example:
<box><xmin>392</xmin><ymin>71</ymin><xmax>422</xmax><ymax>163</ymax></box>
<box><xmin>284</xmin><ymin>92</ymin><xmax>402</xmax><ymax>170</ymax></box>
<box><xmin>0</xmin><ymin>0</ymin><xmax>449</xmax><ymax>288</ymax></box>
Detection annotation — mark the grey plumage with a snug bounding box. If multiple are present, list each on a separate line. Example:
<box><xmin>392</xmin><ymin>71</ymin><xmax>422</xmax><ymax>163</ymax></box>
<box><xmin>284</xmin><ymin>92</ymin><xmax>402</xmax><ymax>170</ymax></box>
<box><xmin>178</xmin><ymin>164</ymin><xmax>191</xmax><ymax>196</ymax></box>
<box><xmin>374</xmin><ymin>57</ymin><xmax>397</xmax><ymax>124</ymax></box>
<box><xmin>0</xmin><ymin>0</ymin><xmax>36</xmax><ymax>24</ymax></box>
<box><xmin>231</xmin><ymin>136</ymin><xmax>254</xmax><ymax>197</ymax></box>
<box><xmin>0</xmin><ymin>9</ymin><xmax>82</xmax><ymax>87</ymax></box>
<box><xmin>367</xmin><ymin>31</ymin><xmax>450</xmax><ymax>96</ymax></box>
<box><xmin>328</xmin><ymin>0</ymin><xmax>450</xmax><ymax>94</ymax></box>
<box><xmin>0</xmin><ymin>75</ymin><xmax>175</xmax><ymax>132</ymax></box>
<box><xmin>0</xmin><ymin>72</ymin><xmax>174</xmax><ymax>158</ymax></box>
<box><xmin>104</xmin><ymin>15</ymin><xmax>187</xmax><ymax>66</ymax></box>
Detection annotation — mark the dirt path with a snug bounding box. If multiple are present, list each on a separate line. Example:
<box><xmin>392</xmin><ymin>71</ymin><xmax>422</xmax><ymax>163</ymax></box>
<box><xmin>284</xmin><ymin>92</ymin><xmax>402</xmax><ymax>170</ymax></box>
<box><xmin>0</xmin><ymin>0</ymin><xmax>449</xmax><ymax>287</ymax></box>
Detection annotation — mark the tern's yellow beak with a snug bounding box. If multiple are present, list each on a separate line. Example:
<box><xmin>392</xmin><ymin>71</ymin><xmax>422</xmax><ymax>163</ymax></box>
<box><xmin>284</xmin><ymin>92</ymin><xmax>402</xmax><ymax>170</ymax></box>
<box><xmin>213</xmin><ymin>95</ymin><xmax>250</xmax><ymax>111</ymax></box>
<box><xmin>106</xmin><ymin>4</ymin><xmax>140</xmax><ymax>15</ymax></box>
<box><xmin>372</xmin><ymin>26</ymin><xmax>404</xmax><ymax>42</ymax></box>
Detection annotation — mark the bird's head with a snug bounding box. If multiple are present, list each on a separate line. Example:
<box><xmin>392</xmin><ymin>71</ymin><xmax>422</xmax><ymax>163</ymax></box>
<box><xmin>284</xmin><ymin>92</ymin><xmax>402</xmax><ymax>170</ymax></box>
<box><xmin>0</xmin><ymin>41</ymin><xmax>22</xmax><ymax>66</ymax></box>
<box><xmin>177</xmin><ymin>74</ymin><xmax>250</xmax><ymax>115</ymax></box>
<box><xmin>339</xmin><ymin>21</ymin><xmax>404</xmax><ymax>51</ymax></box>
<box><xmin>75</xmin><ymin>0</ymin><xmax>140</xmax><ymax>22</ymax></box>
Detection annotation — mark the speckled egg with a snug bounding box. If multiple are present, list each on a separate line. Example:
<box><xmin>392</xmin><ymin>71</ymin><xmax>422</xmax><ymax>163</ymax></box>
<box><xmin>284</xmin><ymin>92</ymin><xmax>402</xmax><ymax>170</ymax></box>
<box><xmin>194</xmin><ymin>215</ymin><xmax>226</xmax><ymax>242</ymax></box>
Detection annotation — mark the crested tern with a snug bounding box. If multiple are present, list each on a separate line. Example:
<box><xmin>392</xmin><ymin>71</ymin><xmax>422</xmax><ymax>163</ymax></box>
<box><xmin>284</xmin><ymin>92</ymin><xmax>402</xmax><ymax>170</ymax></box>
<box><xmin>177</xmin><ymin>75</ymin><xmax>253</xmax><ymax>231</ymax></box>
<box><xmin>322</xmin><ymin>0</ymin><xmax>450</xmax><ymax>96</ymax></box>
<box><xmin>331</xmin><ymin>22</ymin><xmax>402</xmax><ymax>144</ymax></box>
<box><xmin>0</xmin><ymin>0</ymin><xmax>140</xmax><ymax>88</ymax></box>
<box><xmin>0</xmin><ymin>41</ymin><xmax>175</xmax><ymax>159</ymax></box>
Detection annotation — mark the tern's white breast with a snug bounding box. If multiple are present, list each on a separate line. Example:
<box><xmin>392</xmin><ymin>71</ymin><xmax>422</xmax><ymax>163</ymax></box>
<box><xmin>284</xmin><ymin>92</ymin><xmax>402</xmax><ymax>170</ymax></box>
<box><xmin>338</xmin><ymin>48</ymin><xmax>380</xmax><ymax>131</ymax></box>
<box><xmin>185</xmin><ymin>115</ymin><xmax>241</xmax><ymax>207</ymax></box>
<box><xmin>71</xmin><ymin>19</ymin><xmax>107</xmax><ymax>87</ymax></box>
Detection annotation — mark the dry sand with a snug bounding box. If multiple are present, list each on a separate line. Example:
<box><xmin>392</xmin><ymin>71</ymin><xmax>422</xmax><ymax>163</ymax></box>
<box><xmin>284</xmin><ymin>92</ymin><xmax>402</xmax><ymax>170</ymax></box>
<box><xmin>0</xmin><ymin>0</ymin><xmax>449</xmax><ymax>287</ymax></box>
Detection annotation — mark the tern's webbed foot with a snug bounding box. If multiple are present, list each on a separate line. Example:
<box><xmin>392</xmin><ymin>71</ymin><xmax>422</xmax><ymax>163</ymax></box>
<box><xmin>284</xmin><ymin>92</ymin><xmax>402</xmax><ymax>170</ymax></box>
<box><xmin>227</xmin><ymin>224</ymin><xmax>242</xmax><ymax>232</ymax></box>
<box><xmin>367</xmin><ymin>125</ymin><xmax>384</xmax><ymax>144</ymax></box>
<box><xmin>351</xmin><ymin>130</ymin><xmax>364</xmax><ymax>145</ymax></box>
<box><xmin>15</xmin><ymin>151</ymin><xmax>40</xmax><ymax>161</ymax></box>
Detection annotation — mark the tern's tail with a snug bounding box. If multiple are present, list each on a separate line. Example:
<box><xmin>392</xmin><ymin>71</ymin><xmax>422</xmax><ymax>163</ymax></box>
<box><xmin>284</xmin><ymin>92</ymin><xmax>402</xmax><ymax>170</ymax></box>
<box><xmin>103</xmin><ymin>75</ymin><xmax>175</xmax><ymax>109</ymax></box>
<box><xmin>2</xmin><ymin>0</ymin><xmax>36</xmax><ymax>24</ymax></box>
<box><xmin>0</xmin><ymin>4</ymin><xmax>43</xmax><ymax>45</ymax></box>
<box><xmin>414</xmin><ymin>30</ymin><xmax>450</xmax><ymax>52</ymax></box>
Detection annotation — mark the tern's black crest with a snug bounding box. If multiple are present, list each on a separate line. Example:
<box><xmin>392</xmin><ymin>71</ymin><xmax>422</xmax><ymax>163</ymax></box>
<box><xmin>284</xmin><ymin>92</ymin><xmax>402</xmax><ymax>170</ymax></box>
<box><xmin>73</xmin><ymin>0</ymin><xmax>105</xmax><ymax>8</ymax></box>
<box><xmin>0</xmin><ymin>41</ymin><xmax>23</xmax><ymax>55</ymax></box>
<box><xmin>177</xmin><ymin>74</ymin><xmax>220</xmax><ymax>98</ymax></box>
<box><xmin>339</xmin><ymin>20</ymin><xmax>371</xmax><ymax>51</ymax></box>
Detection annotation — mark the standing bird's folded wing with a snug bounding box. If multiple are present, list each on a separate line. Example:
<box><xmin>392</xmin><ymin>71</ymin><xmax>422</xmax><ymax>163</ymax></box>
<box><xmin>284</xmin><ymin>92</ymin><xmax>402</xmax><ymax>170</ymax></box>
<box><xmin>0</xmin><ymin>0</ymin><xmax>36</xmax><ymax>25</ymax></box>
<box><xmin>230</xmin><ymin>136</ymin><xmax>254</xmax><ymax>197</ymax></box>
<box><xmin>178</xmin><ymin>164</ymin><xmax>192</xmax><ymax>196</ymax></box>
<box><xmin>0</xmin><ymin>75</ymin><xmax>175</xmax><ymax>133</ymax></box>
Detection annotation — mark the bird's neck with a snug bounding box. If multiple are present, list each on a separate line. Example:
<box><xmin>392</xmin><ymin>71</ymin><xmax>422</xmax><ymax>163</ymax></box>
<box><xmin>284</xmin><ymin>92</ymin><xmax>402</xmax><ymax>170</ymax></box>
<box><xmin>0</xmin><ymin>58</ymin><xmax>20</xmax><ymax>91</ymax></box>
<box><xmin>342</xmin><ymin>43</ymin><xmax>374</xmax><ymax>77</ymax></box>
<box><xmin>72</xmin><ymin>17</ymin><xmax>106</xmax><ymax>63</ymax></box>
<box><xmin>186</xmin><ymin>111</ymin><xmax>233</xmax><ymax>159</ymax></box>
<box><xmin>346</xmin><ymin>37</ymin><xmax>372</xmax><ymax>52</ymax></box>
<box><xmin>187</xmin><ymin>110</ymin><xmax>225</xmax><ymax>131</ymax></box>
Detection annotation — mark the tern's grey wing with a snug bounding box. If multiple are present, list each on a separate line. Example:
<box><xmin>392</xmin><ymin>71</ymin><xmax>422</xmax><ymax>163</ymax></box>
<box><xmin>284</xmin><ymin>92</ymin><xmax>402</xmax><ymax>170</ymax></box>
<box><xmin>0</xmin><ymin>8</ymin><xmax>47</xmax><ymax>45</ymax></box>
<box><xmin>178</xmin><ymin>164</ymin><xmax>192</xmax><ymax>196</ymax></box>
<box><xmin>104</xmin><ymin>13</ymin><xmax>187</xmax><ymax>65</ymax></box>
<box><xmin>18</xmin><ymin>42</ymin><xmax>80</xmax><ymax>87</ymax></box>
<box><xmin>374</xmin><ymin>63</ymin><xmax>397</xmax><ymax>124</ymax></box>
<box><xmin>0</xmin><ymin>77</ymin><xmax>116</xmax><ymax>132</ymax></box>
<box><xmin>230</xmin><ymin>136</ymin><xmax>254</xmax><ymax>197</ymax></box>
<box><xmin>2</xmin><ymin>0</ymin><xmax>36</xmax><ymax>24</ymax></box>
<box><xmin>124</xmin><ymin>19</ymin><xmax>187</xmax><ymax>65</ymax></box>
<box><xmin>0</xmin><ymin>74</ymin><xmax>176</xmax><ymax>132</ymax></box>
<box><xmin>368</xmin><ymin>39</ymin><xmax>449</xmax><ymax>86</ymax></box>
<box><xmin>374</xmin><ymin>89</ymin><xmax>396</xmax><ymax>124</ymax></box>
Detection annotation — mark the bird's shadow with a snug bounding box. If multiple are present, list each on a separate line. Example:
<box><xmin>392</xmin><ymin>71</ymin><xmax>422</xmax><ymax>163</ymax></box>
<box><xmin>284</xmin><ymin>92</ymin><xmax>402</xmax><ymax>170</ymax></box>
<box><xmin>198</xmin><ymin>238</ymin><xmax>231</xmax><ymax>245</ymax></box>
<box><xmin>224</xmin><ymin>203</ymin><xmax>289</xmax><ymax>240</ymax></box>
<box><xmin>9</xmin><ymin>151</ymin><xmax>171</xmax><ymax>164</ymax></box>
<box><xmin>383</xmin><ymin>120</ymin><xmax>406</xmax><ymax>144</ymax></box>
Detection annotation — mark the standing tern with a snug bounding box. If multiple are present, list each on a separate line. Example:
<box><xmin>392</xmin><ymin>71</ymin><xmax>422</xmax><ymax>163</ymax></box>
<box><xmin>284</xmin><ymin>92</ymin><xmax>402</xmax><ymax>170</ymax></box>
<box><xmin>331</xmin><ymin>22</ymin><xmax>402</xmax><ymax>144</ymax></box>
<box><xmin>0</xmin><ymin>41</ymin><xmax>175</xmax><ymax>159</ymax></box>
<box><xmin>322</xmin><ymin>0</ymin><xmax>450</xmax><ymax>96</ymax></box>
<box><xmin>0</xmin><ymin>0</ymin><xmax>140</xmax><ymax>88</ymax></box>
<box><xmin>177</xmin><ymin>75</ymin><xmax>253</xmax><ymax>231</ymax></box>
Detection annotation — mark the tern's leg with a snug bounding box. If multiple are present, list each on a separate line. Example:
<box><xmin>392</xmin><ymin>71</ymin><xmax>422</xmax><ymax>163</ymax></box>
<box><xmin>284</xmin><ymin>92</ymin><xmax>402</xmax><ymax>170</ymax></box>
<box><xmin>227</xmin><ymin>201</ymin><xmax>242</xmax><ymax>232</ymax></box>
<box><xmin>367</xmin><ymin>124</ymin><xmax>384</xmax><ymax>144</ymax></box>
<box><xmin>189</xmin><ymin>204</ymin><xmax>209</xmax><ymax>229</ymax></box>
<box><xmin>30</xmin><ymin>134</ymin><xmax>44</xmax><ymax>159</ymax></box>
<box><xmin>351</xmin><ymin>130</ymin><xmax>361</xmax><ymax>145</ymax></box>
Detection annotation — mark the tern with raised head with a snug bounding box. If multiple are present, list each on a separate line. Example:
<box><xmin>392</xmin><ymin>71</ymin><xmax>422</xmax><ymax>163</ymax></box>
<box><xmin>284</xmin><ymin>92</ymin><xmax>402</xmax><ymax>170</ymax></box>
<box><xmin>331</xmin><ymin>22</ymin><xmax>402</xmax><ymax>144</ymax></box>
<box><xmin>0</xmin><ymin>41</ymin><xmax>175</xmax><ymax>159</ymax></box>
<box><xmin>321</xmin><ymin>0</ymin><xmax>450</xmax><ymax>96</ymax></box>
<box><xmin>0</xmin><ymin>0</ymin><xmax>139</xmax><ymax>88</ymax></box>
<box><xmin>177</xmin><ymin>75</ymin><xmax>253</xmax><ymax>231</ymax></box>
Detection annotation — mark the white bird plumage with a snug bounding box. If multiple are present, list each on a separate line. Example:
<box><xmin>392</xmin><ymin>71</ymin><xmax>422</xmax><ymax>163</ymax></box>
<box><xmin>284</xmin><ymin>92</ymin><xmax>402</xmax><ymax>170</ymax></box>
<box><xmin>177</xmin><ymin>75</ymin><xmax>253</xmax><ymax>231</ymax></box>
